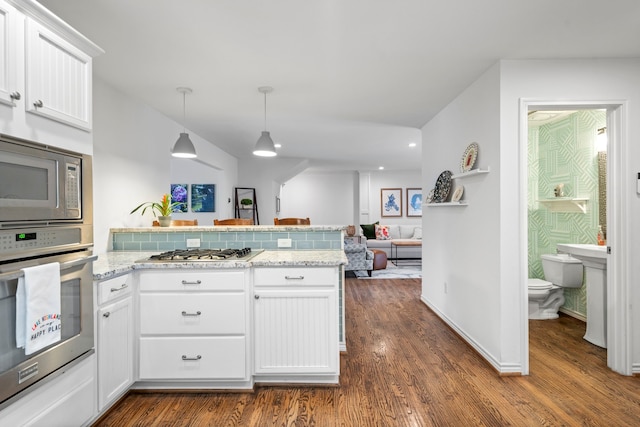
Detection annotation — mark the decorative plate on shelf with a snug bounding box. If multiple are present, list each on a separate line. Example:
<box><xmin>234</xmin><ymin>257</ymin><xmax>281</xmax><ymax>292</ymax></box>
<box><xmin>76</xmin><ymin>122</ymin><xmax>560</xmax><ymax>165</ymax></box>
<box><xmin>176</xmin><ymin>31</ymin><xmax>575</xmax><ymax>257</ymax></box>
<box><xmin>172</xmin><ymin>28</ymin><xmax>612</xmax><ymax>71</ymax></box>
<box><xmin>451</xmin><ymin>185</ymin><xmax>464</xmax><ymax>202</ymax></box>
<box><xmin>432</xmin><ymin>170</ymin><xmax>453</xmax><ymax>203</ymax></box>
<box><xmin>460</xmin><ymin>142</ymin><xmax>479</xmax><ymax>172</ymax></box>
<box><xmin>425</xmin><ymin>188</ymin><xmax>435</xmax><ymax>204</ymax></box>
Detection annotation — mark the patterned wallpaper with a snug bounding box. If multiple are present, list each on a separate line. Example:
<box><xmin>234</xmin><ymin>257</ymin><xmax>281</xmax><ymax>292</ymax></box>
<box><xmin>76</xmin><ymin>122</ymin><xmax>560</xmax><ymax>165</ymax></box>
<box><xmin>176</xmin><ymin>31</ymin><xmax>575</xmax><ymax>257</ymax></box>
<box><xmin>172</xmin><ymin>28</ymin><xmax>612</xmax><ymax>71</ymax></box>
<box><xmin>528</xmin><ymin>110</ymin><xmax>606</xmax><ymax>317</ymax></box>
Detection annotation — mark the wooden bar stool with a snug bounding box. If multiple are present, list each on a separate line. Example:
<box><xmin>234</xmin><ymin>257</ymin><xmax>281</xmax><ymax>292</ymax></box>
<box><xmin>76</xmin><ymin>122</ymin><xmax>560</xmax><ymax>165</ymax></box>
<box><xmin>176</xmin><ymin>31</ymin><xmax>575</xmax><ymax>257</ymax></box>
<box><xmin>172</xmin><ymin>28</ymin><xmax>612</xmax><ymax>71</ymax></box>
<box><xmin>214</xmin><ymin>218</ymin><xmax>254</xmax><ymax>225</ymax></box>
<box><xmin>274</xmin><ymin>217</ymin><xmax>310</xmax><ymax>225</ymax></box>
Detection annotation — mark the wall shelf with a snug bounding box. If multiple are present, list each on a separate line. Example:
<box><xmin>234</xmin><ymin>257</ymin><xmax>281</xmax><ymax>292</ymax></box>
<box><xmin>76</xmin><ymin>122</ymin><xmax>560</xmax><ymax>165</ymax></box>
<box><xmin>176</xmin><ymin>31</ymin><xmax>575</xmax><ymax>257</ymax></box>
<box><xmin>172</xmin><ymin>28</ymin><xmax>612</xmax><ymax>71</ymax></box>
<box><xmin>538</xmin><ymin>198</ymin><xmax>588</xmax><ymax>214</ymax></box>
<box><xmin>424</xmin><ymin>202</ymin><xmax>468</xmax><ymax>207</ymax></box>
<box><xmin>451</xmin><ymin>167</ymin><xmax>490</xmax><ymax>180</ymax></box>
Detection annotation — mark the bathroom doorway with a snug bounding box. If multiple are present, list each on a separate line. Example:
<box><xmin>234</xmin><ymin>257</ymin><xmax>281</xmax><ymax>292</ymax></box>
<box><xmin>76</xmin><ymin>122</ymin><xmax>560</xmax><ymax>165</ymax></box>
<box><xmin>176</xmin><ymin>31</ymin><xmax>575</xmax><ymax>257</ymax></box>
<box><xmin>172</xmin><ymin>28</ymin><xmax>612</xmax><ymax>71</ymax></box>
<box><xmin>522</xmin><ymin>101</ymin><xmax>629</xmax><ymax>375</ymax></box>
<box><xmin>527</xmin><ymin>108</ymin><xmax>605</xmax><ymax>321</ymax></box>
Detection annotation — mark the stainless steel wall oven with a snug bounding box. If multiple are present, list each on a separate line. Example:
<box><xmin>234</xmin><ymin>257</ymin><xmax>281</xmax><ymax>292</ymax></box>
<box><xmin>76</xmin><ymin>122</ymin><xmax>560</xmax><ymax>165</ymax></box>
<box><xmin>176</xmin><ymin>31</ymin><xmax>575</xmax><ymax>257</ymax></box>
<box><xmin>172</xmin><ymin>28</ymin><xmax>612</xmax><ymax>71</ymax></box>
<box><xmin>0</xmin><ymin>134</ymin><xmax>94</xmax><ymax>410</ymax></box>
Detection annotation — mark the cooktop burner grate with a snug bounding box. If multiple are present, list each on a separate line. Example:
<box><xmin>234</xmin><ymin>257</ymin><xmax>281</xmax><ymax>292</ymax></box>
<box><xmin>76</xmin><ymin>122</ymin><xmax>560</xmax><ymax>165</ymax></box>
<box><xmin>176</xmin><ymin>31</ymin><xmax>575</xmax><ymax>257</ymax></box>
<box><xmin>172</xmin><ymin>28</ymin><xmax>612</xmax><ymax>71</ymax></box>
<box><xmin>146</xmin><ymin>247</ymin><xmax>255</xmax><ymax>261</ymax></box>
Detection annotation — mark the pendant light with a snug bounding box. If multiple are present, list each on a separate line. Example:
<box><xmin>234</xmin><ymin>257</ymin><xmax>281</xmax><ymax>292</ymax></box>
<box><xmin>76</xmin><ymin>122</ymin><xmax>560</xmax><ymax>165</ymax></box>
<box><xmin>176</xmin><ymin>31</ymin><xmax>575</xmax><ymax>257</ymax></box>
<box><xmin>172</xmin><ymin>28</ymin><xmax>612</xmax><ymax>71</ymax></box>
<box><xmin>171</xmin><ymin>87</ymin><xmax>197</xmax><ymax>158</ymax></box>
<box><xmin>253</xmin><ymin>86</ymin><xmax>277</xmax><ymax>157</ymax></box>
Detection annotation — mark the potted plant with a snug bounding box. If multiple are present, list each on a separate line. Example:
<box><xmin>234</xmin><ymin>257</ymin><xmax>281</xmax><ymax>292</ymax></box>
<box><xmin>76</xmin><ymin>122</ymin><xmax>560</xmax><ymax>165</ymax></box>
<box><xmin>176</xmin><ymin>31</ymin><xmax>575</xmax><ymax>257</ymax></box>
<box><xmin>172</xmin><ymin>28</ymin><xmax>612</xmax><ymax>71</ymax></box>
<box><xmin>240</xmin><ymin>198</ymin><xmax>253</xmax><ymax>209</ymax></box>
<box><xmin>130</xmin><ymin>193</ymin><xmax>181</xmax><ymax>226</ymax></box>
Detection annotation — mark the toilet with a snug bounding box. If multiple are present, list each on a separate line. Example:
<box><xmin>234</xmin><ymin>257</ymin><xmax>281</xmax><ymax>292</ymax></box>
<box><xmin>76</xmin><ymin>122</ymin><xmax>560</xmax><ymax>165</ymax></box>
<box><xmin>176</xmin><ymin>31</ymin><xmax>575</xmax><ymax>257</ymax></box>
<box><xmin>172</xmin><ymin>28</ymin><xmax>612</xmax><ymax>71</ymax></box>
<box><xmin>528</xmin><ymin>253</ymin><xmax>583</xmax><ymax>320</ymax></box>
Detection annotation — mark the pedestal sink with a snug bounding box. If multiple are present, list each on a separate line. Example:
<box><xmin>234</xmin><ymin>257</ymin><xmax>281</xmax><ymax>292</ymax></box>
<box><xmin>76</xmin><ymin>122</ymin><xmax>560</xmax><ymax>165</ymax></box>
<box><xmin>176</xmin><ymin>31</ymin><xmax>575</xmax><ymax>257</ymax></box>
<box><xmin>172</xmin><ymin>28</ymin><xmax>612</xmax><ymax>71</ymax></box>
<box><xmin>557</xmin><ymin>244</ymin><xmax>607</xmax><ymax>348</ymax></box>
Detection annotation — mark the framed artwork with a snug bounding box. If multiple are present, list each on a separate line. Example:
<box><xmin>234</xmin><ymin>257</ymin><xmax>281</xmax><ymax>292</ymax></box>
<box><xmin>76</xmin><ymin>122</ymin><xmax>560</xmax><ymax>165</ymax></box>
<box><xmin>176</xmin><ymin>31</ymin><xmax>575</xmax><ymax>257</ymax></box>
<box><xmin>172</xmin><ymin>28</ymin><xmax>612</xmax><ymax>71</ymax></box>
<box><xmin>406</xmin><ymin>188</ymin><xmax>422</xmax><ymax>217</ymax></box>
<box><xmin>190</xmin><ymin>184</ymin><xmax>215</xmax><ymax>212</ymax></box>
<box><xmin>170</xmin><ymin>184</ymin><xmax>188</xmax><ymax>212</ymax></box>
<box><xmin>381</xmin><ymin>188</ymin><xmax>402</xmax><ymax>217</ymax></box>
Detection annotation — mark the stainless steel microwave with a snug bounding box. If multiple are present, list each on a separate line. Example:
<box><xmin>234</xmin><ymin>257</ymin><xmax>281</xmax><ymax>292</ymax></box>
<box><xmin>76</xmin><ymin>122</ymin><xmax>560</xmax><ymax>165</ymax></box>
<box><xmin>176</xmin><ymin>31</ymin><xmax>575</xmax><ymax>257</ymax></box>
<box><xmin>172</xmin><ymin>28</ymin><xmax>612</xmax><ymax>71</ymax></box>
<box><xmin>0</xmin><ymin>134</ymin><xmax>92</xmax><ymax>226</ymax></box>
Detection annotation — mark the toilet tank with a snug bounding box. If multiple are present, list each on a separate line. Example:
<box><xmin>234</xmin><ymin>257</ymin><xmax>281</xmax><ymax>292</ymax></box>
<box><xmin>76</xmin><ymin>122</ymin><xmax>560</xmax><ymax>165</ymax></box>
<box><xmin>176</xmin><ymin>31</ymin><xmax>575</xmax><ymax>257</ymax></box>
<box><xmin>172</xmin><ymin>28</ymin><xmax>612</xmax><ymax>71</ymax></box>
<box><xmin>541</xmin><ymin>254</ymin><xmax>583</xmax><ymax>288</ymax></box>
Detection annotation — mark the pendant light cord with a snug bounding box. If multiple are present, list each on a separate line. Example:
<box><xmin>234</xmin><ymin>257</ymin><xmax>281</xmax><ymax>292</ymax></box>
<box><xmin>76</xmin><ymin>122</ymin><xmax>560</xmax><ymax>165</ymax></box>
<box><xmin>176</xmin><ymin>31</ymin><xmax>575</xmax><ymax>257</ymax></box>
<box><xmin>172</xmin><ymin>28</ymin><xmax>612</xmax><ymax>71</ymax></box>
<box><xmin>263</xmin><ymin>91</ymin><xmax>267</xmax><ymax>131</ymax></box>
<box><xmin>182</xmin><ymin>91</ymin><xmax>187</xmax><ymax>133</ymax></box>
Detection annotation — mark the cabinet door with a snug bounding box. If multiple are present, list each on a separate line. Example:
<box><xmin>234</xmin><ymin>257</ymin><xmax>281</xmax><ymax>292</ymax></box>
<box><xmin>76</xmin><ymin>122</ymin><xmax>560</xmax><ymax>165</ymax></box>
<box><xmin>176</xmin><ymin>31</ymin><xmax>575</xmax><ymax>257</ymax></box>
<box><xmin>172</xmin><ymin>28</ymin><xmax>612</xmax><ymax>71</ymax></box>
<box><xmin>97</xmin><ymin>296</ymin><xmax>133</xmax><ymax>411</ymax></box>
<box><xmin>254</xmin><ymin>289</ymin><xmax>338</xmax><ymax>374</ymax></box>
<box><xmin>0</xmin><ymin>0</ymin><xmax>19</xmax><ymax>107</ymax></box>
<box><xmin>25</xmin><ymin>18</ymin><xmax>92</xmax><ymax>130</ymax></box>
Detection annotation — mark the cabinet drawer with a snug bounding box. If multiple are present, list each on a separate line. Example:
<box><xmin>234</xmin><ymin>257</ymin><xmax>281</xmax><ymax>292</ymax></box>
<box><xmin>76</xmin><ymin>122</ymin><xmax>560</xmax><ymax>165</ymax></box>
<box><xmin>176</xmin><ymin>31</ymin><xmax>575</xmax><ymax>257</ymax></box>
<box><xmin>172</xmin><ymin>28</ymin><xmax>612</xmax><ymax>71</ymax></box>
<box><xmin>97</xmin><ymin>274</ymin><xmax>132</xmax><ymax>305</ymax></box>
<box><xmin>254</xmin><ymin>267</ymin><xmax>336</xmax><ymax>287</ymax></box>
<box><xmin>139</xmin><ymin>337</ymin><xmax>246</xmax><ymax>379</ymax></box>
<box><xmin>140</xmin><ymin>293</ymin><xmax>245</xmax><ymax>334</ymax></box>
<box><xmin>139</xmin><ymin>270</ymin><xmax>245</xmax><ymax>292</ymax></box>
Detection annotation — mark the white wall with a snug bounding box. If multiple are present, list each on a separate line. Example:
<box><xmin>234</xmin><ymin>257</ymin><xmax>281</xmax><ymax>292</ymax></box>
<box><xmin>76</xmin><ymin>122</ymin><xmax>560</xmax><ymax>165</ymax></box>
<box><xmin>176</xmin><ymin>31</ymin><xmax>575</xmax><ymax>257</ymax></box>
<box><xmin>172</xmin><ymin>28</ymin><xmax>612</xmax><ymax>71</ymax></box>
<box><xmin>420</xmin><ymin>63</ymin><xmax>503</xmax><ymax>368</ymax></box>
<box><xmin>279</xmin><ymin>170</ymin><xmax>358</xmax><ymax>225</ymax></box>
<box><xmin>238</xmin><ymin>157</ymin><xmax>313</xmax><ymax>225</ymax></box>
<box><xmin>91</xmin><ymin>78</ymin><xmax>238</xmax><ymax>252</ymax></box>
<box><xmin>421</xmin><ymin>58</ymin><xmax>640</xmax><ymax>375</ymax></box>
<box><xmin>362</xmin><ymin>170</ymin><xmax>422</xmax><ymax>226</ymax></box>
<box><xmin>499</xmin><ymin>59</ymin><xmax>640</xmax><ymax>374</ymax></box>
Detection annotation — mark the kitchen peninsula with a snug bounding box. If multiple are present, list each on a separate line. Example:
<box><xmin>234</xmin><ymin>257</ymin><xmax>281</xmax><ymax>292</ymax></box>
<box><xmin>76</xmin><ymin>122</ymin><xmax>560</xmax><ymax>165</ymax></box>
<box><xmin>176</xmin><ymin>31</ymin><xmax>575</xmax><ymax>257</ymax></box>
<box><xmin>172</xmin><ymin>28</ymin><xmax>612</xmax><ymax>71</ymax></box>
<box><xmin>92</xmin><ymin>225</ymin><xmax>347</xmax><ymax>417</ymax></box>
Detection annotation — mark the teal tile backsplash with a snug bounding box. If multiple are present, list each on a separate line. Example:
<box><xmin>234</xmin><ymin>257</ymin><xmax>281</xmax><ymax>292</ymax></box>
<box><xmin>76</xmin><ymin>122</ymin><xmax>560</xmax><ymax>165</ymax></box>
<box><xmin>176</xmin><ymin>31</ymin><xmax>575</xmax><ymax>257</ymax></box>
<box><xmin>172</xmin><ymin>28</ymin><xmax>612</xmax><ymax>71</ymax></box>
<box><xmin>111</xmin><ymin>229</ymin><xmax>343</xmax><ymax>252</ymax></box>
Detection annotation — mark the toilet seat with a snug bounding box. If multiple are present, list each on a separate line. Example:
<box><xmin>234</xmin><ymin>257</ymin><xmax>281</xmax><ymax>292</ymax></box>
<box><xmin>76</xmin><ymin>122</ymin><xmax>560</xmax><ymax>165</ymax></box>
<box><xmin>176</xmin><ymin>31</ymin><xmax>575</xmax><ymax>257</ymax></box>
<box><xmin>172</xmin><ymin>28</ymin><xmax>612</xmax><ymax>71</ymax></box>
<box><xmin>528</xmin><ymin>278</ymin><xmax>553</xmax><ymax>290</ymax></box>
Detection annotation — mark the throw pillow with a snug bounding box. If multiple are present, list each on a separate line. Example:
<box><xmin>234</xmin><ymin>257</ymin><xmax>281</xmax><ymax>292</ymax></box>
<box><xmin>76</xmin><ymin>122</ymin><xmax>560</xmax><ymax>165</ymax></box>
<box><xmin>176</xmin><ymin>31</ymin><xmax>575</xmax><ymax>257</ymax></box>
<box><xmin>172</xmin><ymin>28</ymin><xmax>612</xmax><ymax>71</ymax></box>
<box><xmin>360</xmin><ymin>221</ymin><xmax>378</xmax><ymax>239</ymax></box>
<box><xmin>375</xmin><ymin>224</ymin><xmax>391</xmax><ymax>240</ymax></box>
<box><xmin>412</xmin><ymin>227</ymin><xmax>422</xmax><ymax>240</ymax></box>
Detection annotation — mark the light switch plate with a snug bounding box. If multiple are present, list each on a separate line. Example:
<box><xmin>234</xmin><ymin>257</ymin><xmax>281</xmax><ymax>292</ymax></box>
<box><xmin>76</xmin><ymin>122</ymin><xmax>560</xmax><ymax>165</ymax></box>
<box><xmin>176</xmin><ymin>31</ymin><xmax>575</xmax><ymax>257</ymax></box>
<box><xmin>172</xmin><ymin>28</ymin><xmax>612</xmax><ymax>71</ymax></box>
<box><xmin>186</xmin><ymin>238</ymin><xmax>200</xmax><ymax>248</ymax></box>
<box><xmin>277</xmin><ymin>238</ymin><xmax>292</xmax><ymax>248</ymax></box>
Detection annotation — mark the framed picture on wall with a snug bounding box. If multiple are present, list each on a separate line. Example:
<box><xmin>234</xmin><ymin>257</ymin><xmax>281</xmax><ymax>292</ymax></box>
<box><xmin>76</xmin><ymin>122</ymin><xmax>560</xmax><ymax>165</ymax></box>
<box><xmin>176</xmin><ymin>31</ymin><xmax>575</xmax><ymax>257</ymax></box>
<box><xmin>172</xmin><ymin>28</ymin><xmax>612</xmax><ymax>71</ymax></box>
<box><xmin>381</xmin><ymin>188</ymin><xmax>402</xmax><ymax>217</ymax></box>
<box><xmin>170</xmin><ymin>184</ymin><xmax>188</xmax><ymax>212</ymax></box>
<box><xmin>406</xmin><ymin>188</ymin><xmax>422</xmax><ymax>217</ymax></box>
<box><xmin>190</xmin><ymin>184</ymin><xmax>215</xmax><ymax>212</ymax></box>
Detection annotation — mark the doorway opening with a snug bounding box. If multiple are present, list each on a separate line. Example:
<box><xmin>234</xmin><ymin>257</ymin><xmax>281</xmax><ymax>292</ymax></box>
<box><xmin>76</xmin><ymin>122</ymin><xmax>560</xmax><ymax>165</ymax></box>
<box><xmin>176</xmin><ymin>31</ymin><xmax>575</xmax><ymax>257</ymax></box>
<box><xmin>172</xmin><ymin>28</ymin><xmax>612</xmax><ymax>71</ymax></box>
<box><xmin>521</xmin><ymin>101</ymin><xmax>629</xmax><ymax>375</ymax></box>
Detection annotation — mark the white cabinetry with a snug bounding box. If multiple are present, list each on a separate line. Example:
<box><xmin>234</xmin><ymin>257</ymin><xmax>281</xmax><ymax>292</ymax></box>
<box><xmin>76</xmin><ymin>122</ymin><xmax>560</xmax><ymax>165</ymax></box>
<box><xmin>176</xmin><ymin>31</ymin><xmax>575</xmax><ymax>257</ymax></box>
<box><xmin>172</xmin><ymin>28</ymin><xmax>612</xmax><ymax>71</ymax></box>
<box><xmin>0</xmin><ymin>355</ymin><xmax>96</xmax><ymax>426</ymax></box>
<box><xmin>0</xmin><ymin>0</ymin><xmax>102</xmax><ymax>145</ymax></box>
<box><xmin>95</xmin><ymin>273</ymin><xmax>134</xmax><ymax>412</ymax></box>
<box><xmin>137</xmin><ymin>269</ymin><xmax>251</xmax><ymax>387</ymax></box>
<box><xmin>0</xmin><ymin>1</ymin><xmax>20</xmax><ymax>107</ymax></box>
<box><xmin>25</xmin><ymin>18</ymin><xmax>94</xmax><ymax>130</ymax></box>
<box><xmin>253</xmin><ymin>267</ymin><xmax>339</xmax><ymax>384</ymax></box>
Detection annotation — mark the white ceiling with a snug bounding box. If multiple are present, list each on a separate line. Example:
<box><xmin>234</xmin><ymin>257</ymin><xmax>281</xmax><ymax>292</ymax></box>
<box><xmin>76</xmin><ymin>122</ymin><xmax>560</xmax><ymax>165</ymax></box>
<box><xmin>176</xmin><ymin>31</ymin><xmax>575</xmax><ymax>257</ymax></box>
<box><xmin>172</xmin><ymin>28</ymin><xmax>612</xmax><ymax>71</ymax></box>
<box><xmin>39</xmin><ymin>0</ymin><xmax>640</xmax><ymax>171</ymax></box>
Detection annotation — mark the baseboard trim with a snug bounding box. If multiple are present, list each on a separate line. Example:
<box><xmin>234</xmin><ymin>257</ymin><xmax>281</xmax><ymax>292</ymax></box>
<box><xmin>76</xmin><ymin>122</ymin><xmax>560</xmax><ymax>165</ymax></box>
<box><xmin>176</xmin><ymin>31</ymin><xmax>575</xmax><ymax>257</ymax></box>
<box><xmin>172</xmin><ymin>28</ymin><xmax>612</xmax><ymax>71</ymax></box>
<box><xmin>420</xmin><ymin>295</ymin><xmax>523</xmax><ymax>376</ymax></box>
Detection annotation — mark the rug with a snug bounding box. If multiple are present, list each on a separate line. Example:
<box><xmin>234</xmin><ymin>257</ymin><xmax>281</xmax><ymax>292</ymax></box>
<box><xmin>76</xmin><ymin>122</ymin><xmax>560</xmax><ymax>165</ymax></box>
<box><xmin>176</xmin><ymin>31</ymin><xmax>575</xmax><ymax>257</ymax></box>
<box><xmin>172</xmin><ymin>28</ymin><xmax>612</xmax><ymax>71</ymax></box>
<box><xmin>352</xmin><ymin>262</ymin><xmax>422</xmax><ymax>279</ymax></box>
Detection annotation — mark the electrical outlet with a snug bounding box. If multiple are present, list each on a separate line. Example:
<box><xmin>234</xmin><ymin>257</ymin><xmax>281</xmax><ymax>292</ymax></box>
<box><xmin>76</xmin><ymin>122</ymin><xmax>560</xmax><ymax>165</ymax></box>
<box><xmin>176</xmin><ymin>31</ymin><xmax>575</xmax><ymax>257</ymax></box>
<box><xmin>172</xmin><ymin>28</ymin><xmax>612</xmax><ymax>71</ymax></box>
<box><xmin>277</xmin><ymin>238</ymin><xmax>292</xmax><ymax>248</ymax></box>
<box><xmin>186</xmin><ymin>238</ymin><xmax>200</xmax><ymax>248</ymax></box>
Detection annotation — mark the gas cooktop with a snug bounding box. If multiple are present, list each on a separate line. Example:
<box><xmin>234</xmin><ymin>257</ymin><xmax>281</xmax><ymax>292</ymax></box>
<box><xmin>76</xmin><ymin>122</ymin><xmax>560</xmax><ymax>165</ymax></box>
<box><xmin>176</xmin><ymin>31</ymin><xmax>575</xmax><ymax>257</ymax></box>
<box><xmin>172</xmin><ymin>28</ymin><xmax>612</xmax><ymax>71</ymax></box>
<box><xmin>137</xmin><ymin>248</ymin><xmax>263</xmax><ymax>262</ymax></box>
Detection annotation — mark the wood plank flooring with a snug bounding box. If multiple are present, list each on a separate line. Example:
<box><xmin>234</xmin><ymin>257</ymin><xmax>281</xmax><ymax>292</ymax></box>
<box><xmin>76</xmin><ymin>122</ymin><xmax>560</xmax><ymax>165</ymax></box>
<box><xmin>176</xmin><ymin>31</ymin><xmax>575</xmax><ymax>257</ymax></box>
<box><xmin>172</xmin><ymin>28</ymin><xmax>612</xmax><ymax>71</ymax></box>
<box><xmin>93</xmin><ymin>278</ymin><xmax>640</xmax><ymax>426</ymax></box>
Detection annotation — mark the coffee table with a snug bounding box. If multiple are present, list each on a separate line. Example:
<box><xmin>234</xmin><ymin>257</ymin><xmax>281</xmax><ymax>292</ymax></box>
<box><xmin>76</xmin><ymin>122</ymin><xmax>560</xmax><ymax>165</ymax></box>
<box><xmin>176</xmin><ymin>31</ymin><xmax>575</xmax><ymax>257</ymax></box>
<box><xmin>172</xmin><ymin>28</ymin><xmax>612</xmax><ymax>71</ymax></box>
<box><xmin>390</xmin><ymin>240</ymin><xmax>422</xmax><ymax>266</ymax></box>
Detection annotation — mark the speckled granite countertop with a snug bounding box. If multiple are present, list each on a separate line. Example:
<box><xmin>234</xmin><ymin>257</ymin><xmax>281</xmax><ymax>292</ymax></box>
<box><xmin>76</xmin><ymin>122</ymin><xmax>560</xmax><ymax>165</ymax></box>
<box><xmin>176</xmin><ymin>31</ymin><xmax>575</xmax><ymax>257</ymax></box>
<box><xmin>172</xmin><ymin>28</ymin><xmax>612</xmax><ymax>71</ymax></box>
<box><xmin>109</xmin><ymin>225</ymin><xmax>346</xmax><ymax>232</ymax></box>
<box><xmin>93</xmin><ymin>250</ymin><xmax>348</xmax><ymax>281</ymax></box>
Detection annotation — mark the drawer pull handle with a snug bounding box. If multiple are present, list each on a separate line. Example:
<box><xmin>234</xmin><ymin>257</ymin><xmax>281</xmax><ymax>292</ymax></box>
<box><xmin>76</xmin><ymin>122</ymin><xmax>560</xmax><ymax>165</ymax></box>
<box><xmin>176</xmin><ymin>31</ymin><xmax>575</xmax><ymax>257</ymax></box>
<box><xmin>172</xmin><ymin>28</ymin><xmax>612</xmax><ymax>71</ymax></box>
<box><xmin>103</xmin><ymin>312</ymin><xmax>110</xmax><ymax>318</ymax></box>
<box><xmin>10</xmin><ymin>91</ymin><xmax>21</xmax><ymax>101</ymax></box>
<box><xmin>181</xmin><ymin>310</ymin><xmax>202</xmax><ymax>317</ymax></box>
<box><xmin>285</xmin><ymin>275</ymin><xmax>304</xmax><ymax>280</ymax></box>
<box><xmin>182</xmin><ymin>355</ymin><xmax>202</xmax><ymax>361</ymax></box>
<box><xmin>110</xmin><ymin>283</ymin><xmax>128</xmax><ymax>292</ymax></box>
<box><xmin>33</xmin><ymin>99</ymin><xmax>43</xmax><ymax>108</ymax></box>
<box><xmin>181</xmin><ymin>280</ymin><xmax>202</xmax><ymax>285</ymax></box>
<box><xmin>254</xmin><ymin>294</ymin><xmax>260</xmax><ymax>299</ymax></box>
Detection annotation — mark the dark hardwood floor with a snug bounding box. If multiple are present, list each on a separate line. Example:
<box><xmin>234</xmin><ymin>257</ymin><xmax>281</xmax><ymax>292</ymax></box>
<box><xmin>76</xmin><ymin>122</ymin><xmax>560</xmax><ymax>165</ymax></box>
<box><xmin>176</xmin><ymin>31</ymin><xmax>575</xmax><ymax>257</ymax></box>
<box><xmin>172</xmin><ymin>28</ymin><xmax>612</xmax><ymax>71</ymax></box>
<box><xmin>94</xmin><ymin>278</ymin><xmax>640</xmax><ymax>426</ymax></box>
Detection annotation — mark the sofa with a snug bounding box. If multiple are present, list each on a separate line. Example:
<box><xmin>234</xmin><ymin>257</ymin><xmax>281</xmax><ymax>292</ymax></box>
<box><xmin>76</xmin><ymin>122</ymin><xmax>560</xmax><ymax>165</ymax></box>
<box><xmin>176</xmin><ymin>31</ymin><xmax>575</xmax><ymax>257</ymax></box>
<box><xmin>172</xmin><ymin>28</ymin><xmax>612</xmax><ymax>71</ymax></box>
<box><xmin>361</xmin><ymin>223</ymin><xmax>422</xmax><ymax>260</ymax></box>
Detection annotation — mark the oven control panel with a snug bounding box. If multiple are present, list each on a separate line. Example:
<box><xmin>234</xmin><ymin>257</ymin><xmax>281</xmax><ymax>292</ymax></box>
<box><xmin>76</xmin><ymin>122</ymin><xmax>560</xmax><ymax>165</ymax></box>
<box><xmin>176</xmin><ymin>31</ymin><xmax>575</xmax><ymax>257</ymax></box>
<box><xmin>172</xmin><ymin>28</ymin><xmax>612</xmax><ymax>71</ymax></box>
<box><xmin>0</xmin><ymin>228</ymin><xmax>82</xmax><ymax>255</ymax></box>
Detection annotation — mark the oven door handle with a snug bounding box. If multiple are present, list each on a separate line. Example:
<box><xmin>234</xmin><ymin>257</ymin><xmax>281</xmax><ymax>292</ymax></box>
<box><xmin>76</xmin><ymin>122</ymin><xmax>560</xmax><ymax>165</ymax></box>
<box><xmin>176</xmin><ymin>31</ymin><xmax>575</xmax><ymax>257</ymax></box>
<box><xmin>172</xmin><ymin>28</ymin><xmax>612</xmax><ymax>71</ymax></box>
<box><xmin>0</xmin><ymin>255</ymin><xmax>98</xmax><ymax>281</ymax></box>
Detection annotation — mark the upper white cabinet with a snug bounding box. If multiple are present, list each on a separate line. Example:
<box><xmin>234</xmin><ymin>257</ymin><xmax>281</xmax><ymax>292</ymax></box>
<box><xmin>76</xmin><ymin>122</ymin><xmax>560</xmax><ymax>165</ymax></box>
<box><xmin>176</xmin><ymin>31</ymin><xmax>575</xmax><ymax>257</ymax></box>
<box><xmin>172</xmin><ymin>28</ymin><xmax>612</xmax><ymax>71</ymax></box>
<box><xmin>0</xmin><ymin>0</ymin><xmax>102</xmax><ymax>135</ymax></box>
<box><xmin>0</xmin><ymin>1</ymin><xmax>19</xmax><ymax>107</ymax></box>
<box><xmin>25</xmin><ymin>18</ymin><xmax>93</xmax><ymax>130</ymax></box>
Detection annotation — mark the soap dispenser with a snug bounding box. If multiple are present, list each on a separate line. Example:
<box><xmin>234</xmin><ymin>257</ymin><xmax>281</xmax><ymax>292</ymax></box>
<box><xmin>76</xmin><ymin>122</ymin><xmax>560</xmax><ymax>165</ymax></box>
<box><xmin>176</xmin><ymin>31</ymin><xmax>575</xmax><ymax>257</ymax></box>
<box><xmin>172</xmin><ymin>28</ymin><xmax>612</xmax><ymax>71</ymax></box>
<box><xmin>597</xmin><ymin>225</ymin><xmax>606</xmax><ymax>246</ymax></box>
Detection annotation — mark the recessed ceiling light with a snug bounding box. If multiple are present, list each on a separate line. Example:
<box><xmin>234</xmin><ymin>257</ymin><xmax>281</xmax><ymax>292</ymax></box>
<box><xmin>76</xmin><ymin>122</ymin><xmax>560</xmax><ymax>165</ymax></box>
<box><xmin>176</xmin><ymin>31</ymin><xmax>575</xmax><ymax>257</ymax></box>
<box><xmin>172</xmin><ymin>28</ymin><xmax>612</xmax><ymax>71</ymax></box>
<box><xmin>408</xmin><ymin>142</ymin><xmax>417</xmax><ymax>148</ymax></box>
<box><xmin>378</xmin><ymin>166</ymin><xmax>384</xmax><ymax>170</ymax></box>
